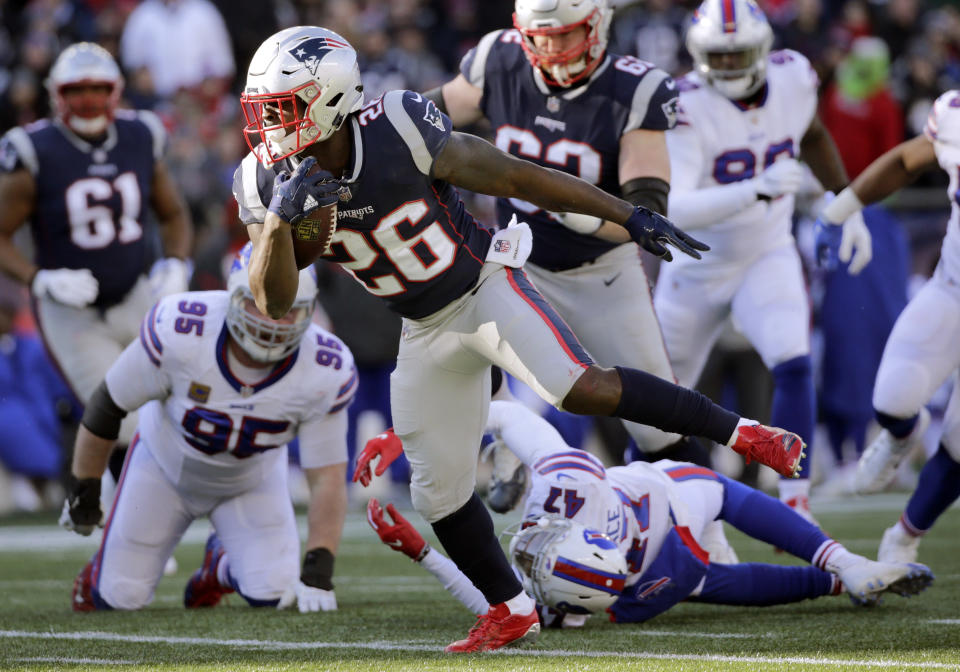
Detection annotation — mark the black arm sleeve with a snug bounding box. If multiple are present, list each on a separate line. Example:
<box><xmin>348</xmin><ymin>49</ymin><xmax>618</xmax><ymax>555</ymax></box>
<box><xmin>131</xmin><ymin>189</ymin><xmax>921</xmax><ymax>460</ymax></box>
<box><xmin>422</xmin><ymin>86</ymin><xmax>448</xmax><ymax>116</ymax></box>
<box><xmin>621</xmin><ymin>176</ymin><xmax>670</xmax><ymax>216</ymax></box>
<box><xmin>81</xmin><ymin>380</ymin><xmax>128</xmax><ymax>440</ymax></box>
<box><xmin>301</xmin><ymin>547</ymin><xmax>335</xmax><ymax>590</ymax></box>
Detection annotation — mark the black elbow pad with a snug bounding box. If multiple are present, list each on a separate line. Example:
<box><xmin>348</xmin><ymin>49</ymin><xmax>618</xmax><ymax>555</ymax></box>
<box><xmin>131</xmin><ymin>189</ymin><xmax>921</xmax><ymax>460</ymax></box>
<box><xmin>81</xmin><ymin>381</ymin><xmax>127</xmax><ymax>440</ymax></box>
<box><xmin>621</xmin><ymin>177</ymin><xmax>670</xmax><ymax>216</ymax></box>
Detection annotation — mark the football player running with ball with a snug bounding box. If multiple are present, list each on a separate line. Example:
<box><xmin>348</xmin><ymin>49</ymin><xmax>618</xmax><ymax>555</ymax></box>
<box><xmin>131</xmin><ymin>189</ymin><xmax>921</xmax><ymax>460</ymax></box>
<box><xmin>234</xmin><ymin>25</ymin><xmax>805</xmax><ymax>653</ymax></box>
<box><xmin>426</xmin><ymin>0</ymin><xmax>707</xmax><ymax>479</ymax></box>
<box><xmin>654</xmin><ymin>0</ymin><xmax>871</xmax><ymax>520</ymax></box>
<box><xmin>61</xmin><ymin>243</ymin><xmax>356</xmax><ymax>614</ymax></box>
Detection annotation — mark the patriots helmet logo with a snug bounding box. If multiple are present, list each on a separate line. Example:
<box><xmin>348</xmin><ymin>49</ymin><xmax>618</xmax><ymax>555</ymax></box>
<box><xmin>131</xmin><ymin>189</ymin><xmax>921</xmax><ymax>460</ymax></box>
<box><xmin>289</xmin><ymin>36</ymin><xmax>350</xmax><ymax>76</ymax></box>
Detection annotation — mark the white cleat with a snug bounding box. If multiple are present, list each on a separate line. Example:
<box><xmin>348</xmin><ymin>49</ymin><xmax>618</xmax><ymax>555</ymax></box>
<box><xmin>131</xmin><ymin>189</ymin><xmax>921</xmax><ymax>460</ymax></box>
<box><xmin>878</xmin><ymin>524</ymin><xmax>921</xmax><ymax>564</ymax></box>
<box><xmin>839</xmin><ymin>558</ymin><xmax>934</xmax><ymax>606</ymax></box>
<box><xmin>855</xmin><ymin>408</ymin><xmax>930</xmax><ymax>495</ymax></box>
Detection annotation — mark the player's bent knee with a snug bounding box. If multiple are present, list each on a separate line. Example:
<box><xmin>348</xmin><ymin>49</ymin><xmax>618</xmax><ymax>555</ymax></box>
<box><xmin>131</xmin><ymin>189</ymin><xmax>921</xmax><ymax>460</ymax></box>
<box><xmin>98</xmin><ymin>578</ymin><xmax>153</xmax><ymax>611</ymax></box>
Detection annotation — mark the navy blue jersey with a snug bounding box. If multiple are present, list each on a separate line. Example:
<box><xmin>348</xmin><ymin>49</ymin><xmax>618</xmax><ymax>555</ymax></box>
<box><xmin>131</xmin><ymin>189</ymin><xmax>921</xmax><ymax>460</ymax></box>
<box><xmin>233</xmin><ymin>90</ymin><xmax>493</xmax><ymax>320</ymax></box>
<box><xmin>0</xmin><ymin>111</ymin><xmax>165</xmax><ymax>308</ymax></box>
<box><xmin>462</xmin><ymin>29</ymin><xmax>678</xmax><ymax>270</ymax></box>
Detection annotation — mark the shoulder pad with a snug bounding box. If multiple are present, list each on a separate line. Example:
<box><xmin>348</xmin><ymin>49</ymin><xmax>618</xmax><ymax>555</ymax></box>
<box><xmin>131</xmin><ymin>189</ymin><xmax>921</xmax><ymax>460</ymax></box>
<box><xmin>383</xmin><ymin>90</ymin><xmax>451</xmax><ymax>176</ymax></box>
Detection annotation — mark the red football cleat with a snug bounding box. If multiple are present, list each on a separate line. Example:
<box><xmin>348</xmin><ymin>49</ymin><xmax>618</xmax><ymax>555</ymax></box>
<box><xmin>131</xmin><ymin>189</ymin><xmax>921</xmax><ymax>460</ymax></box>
<box><xmin>445</xmin><ymin>603</ymin><xmax>540</xmax><ymax>653</ymax></box>
<box><xmin>72</xmin><ymin>561</ymin><xmax>97</xmax><ymax>612</ymax></box>
<box><xmin>184</xmin><ymin>533</ymin><xmax>234</xmax><ymax>608</ymax></box>
<box><xmin>730</xmin><ymin>424</ymin><xmax>806</xmax><ymax>478</ymax></box>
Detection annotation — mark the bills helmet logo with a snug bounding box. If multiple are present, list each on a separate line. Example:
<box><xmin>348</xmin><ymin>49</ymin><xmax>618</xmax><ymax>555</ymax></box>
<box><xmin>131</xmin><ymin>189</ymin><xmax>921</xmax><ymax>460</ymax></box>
<box><xmin>582</xmin><ymin>529</ymin><xmax>617</xmax><ymax>551</ymax></box>
<box><xmin>289</xmin><ymin>36</ymin><xmax>350</xmax><ymax>76</ymax></box>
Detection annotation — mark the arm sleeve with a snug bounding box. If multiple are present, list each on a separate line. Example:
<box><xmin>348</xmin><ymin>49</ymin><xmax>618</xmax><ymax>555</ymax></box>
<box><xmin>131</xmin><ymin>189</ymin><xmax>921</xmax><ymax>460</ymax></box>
<box><xmin>666</xmin><ymin>123</ymin><xmax>757</xmax><ymax>230</ymax></box>
<box><xmin>485</xmin><ymin>400</ymin><xmax>571</xmax><ymax>468</ymax></box>
<box><xmin>419</xmin><ymin>547</ymin><xmax>490</xmax><ymax>615</ymax></box>
<box><xmin>104</xmin><ymin>304</ymin><xmax>173</xmax><ymax>411</ymax></box>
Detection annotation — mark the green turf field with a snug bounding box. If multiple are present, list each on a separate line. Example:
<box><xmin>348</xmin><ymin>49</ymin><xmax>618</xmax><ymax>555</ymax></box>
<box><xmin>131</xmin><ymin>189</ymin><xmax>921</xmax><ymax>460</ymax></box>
<box><xmin>1</xmin><ymin>494</ymin><xmax>958</xmax><ymax>671</ymax></box>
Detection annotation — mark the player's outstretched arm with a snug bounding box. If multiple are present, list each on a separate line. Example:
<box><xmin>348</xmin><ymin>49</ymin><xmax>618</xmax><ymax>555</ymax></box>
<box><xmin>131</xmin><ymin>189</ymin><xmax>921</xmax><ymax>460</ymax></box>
<box><xmin>433</xmin><ymin>132</ymin><xmax>708</xmax><ymax>261</ymax></box>
<box><xmin>799</xmin><ymin>114</ymin><xmax>849</xmax><ymax>195</ymax></box>
<box><xmin>150</xmin><ymin>159</ymin><xmax>193</xmax><ymax>263</ymax></box>
<box><xmin>59</xmin><ymin>382</ymin><xmax>126</xmax><ymax>536</ymax></box>
<box><xmin>280</xmin><ymin>462</ymin><xmax>347</xmax><ymax>613</ymax></box>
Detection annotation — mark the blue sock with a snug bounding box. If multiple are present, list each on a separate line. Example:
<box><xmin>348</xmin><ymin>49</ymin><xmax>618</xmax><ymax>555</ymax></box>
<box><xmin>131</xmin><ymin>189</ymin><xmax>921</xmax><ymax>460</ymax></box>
<box><xmin>904</xmin><ymin>445</ymin><xmax>960</xmax><ymax>532</ymax></box>
<box><xmin>695</xmin><ymin>563</ymin><xmax>835</xmax><ymax>605</ymax></box>
<box><xmin>771</xmin><ymin>355</ymin><xmax>815</xmax><ymax>481</ymax></box>
<box><xmin>876</xmin><ymin>410</ymin><xmax>919</xmax><ymax>439</ymax></box>
<box><xmin>718</xmin><ymin>475</ymin><xmax>829</xmax><ymax>561</ymax></box>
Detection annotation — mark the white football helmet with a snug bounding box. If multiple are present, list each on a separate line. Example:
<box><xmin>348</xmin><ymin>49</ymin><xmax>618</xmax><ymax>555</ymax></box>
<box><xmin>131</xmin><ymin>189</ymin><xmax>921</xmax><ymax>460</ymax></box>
<box><xmin>513</xmin><ymin>0</ymin><xmax>612</xmax><ymax>87</ymax></box>
<box><xmin>46</xmin><ymin>42</ymin><xmax>123</xmax><ymax>136</ymax></box>
<box><xmin>686</xmin><ymin>0</ymin><xmax>773</xmax><ymax>100</ymax></box>
<box><xmin>241</xmin><ymin>26</ymin><xmax>364</xmax><ymax>166</ymax></box>
<box><xmin>509</xmin><ymin>516</ymin><xmax>627</xmax><ymax>614</ymax></box>
<box><xmin>226</xmin><ymin>242</ymin><xmax>317</xmax><ymax>363</ymax></box>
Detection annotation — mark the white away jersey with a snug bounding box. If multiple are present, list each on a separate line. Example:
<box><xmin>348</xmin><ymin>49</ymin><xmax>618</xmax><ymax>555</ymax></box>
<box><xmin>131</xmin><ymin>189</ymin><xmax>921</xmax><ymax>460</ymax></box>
<box><xmin>104</xmin><ymin>291</ymin><xmax>357</xmax><ymax>494</ymax></box>
<box><xmin>924</xmin><ymin>90</ymin><xmax>960</xmax><ymax>282</ymax></box>
<box><xmin>667</xmin><ymin>50</ymin><xmax>818</xmax><ymax>267</ymax></box>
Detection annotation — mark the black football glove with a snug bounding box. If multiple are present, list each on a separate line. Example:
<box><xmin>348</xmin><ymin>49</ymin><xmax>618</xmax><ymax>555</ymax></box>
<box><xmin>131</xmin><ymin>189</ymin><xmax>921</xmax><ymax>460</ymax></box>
<box><xmin>622</xmin><ymin>205</ymin><xmax>710</xmax><ymax>262</ymax></box>
<box><xmin>267</xmin><ymin>156</ymin><xmax>341</xmax><ymax>226</ymax></box>
<box><xmin>59</xmin><ymin>476</ymin><xmax>104</xmax><ymax>536</ymax></box>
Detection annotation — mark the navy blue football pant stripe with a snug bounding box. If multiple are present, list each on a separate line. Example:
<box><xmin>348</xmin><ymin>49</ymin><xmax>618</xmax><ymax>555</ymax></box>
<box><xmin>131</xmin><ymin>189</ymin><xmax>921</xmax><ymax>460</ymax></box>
<box><xmin>505</xmin><ymin>267</ymin><xmax>592</xmax><ymax>367</ymax></box>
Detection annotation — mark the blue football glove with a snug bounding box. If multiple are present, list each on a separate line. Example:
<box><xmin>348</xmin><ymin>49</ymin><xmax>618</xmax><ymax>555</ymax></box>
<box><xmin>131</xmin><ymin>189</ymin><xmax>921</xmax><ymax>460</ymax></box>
<box><xmin>622</xmin><ymin>206</ymin><xmax>710</xmax><ymax>262</ymax></box>
<box><xmin>267</xmin><ymin>156</ymin><xmax>341</xmax><ymax>226</ymax></box>
<box><xmin>814</xmin><ymin>217</ymin><xmax>844</xmax><ymax>271</ymax></box>
<box><xmin>814</xmin><ymin>212</ymin><xmax>872</xmax><ymax>275</ymax></box>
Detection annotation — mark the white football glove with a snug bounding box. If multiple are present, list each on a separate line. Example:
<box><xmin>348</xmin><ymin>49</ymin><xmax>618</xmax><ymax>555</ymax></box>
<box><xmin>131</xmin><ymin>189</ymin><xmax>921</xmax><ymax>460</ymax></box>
<box><xmin>31</xmin><ymin>268</ymin><xmax>99</xmax><ymax>308</ymax></box>
<box><xmin>148</xmin><ymin>257</ymin><xmax>192</xmax><ymax>299</ymax></box>
<box><xmin>752</xmin><ymin>158</ymin><xmax>805</xmax><ymax>200</ymax></box>
<box><xmin>836</xmin><ymin>210</ymin><xmax>873</xmax><ymax>275</ymax></box>
<box><xmin>277</xmin><ymin>580</ymin><xmax>337</xmax><ymax>613</ymax></box>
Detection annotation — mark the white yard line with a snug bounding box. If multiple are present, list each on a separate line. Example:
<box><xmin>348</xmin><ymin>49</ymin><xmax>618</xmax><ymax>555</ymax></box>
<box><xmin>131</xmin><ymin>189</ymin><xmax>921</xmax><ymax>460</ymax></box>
<box><xmin>929</xmin><ymin>619</ymin><xmax>960</xmax><ymax>624</ymax></box>
<box><xmin>14</xmin><ymin>657</ymin><xmax>137</xmax><ymax>665</ymax></box>
<box><xmin>1</xmin><ymin>630</ymin><xmax>957</xmax><ymax>669</ymax></box>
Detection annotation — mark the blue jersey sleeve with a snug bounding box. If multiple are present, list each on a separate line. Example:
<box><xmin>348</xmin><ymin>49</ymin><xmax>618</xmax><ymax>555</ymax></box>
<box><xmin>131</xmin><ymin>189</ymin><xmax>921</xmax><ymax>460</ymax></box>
<box><xmin>382</xmin><ymin>90</ymin><xmax>452</xmax><ymax>176</ymax></box>
<box><xmin>641</xmin><ymin>76</ymin><xmax>680</xmax><ymax>131</ymax></box>
<box><xmin>0</xmin><ymin>128</ymin><xmax>36</xmax><ymax>174</ymax></box>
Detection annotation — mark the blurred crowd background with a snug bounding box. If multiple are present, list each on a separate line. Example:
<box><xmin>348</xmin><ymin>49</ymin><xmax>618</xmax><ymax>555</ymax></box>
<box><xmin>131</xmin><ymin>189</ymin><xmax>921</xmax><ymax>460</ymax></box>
<box><xmin>2</xmin><ymin>0</ymin><xmax>959</xmax><ymax>512</ymax></box>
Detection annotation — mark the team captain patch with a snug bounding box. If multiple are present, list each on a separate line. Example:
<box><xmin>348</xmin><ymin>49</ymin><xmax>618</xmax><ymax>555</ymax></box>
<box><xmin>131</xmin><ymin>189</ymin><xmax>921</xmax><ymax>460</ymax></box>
<box><xmin>188</xmin><ymin>382</ymin><xmax>211</xmax><ymax>403</ymax></box>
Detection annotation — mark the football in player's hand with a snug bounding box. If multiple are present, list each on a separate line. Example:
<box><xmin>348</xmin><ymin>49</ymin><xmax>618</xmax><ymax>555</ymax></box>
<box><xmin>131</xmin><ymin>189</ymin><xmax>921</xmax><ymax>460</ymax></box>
<box><xmin>291</xmin><ymin>163</ymin><xmax>340</xmax><ymax>270</ymax></box>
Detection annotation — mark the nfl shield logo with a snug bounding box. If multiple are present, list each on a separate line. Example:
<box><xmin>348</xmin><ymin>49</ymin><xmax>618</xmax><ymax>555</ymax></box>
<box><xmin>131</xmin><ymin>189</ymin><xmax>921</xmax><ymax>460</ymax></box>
<box><xmin>547</xmin><ymin>96</ymin><xmax>560</xmax><ymax>113</ymax></box>
<box><xmin>494</xmin><ymin>240</ymin><xmax>511</xmax><ymax>254</ymax></box>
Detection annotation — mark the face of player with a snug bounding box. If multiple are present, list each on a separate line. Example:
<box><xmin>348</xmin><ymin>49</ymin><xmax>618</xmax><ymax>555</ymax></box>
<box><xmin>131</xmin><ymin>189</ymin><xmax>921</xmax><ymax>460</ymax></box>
<box><xmin>60</xmin><ymin>83</ymin><xmax>113</xmax><ymax>137</ymax></box>
<box><xmin>531</xmin><ymin>24</ymin><xmax>588</xmax><ymax>58</ymax></box>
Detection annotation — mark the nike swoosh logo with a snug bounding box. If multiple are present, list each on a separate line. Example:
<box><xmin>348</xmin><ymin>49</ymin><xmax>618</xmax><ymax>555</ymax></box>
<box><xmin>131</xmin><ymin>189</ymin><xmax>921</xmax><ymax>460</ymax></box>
<box><xmin>388</xmin><ymin>540</ymin><xmax>403</xmax><ymax>548</ymax></box>
<box><xmin>603</xmin><ymin>273</ymin><xmax>622</xmax><ymax>287</ymax></box>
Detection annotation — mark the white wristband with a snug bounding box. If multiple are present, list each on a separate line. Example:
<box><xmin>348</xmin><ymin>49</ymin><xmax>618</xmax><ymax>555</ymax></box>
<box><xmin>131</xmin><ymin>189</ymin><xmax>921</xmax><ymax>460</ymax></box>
<box><xmin>821</xmin><ymin>187</ymin><xmax>864</xmax><ymax>225</ymax></box>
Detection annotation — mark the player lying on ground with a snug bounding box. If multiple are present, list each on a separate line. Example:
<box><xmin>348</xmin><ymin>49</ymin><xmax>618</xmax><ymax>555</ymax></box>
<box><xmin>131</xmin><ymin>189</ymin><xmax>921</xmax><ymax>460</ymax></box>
<box><xmin>60</xmin><ymin>243</ymin><xmax>356</xmax><ymax>613</ymax></box>
<box><xmin>817</xmin><ymin>89</ymin><xmax>960</xmax><ymax>565</ymax></box>
<box><xmin>237</xmin><ymin>25</ymin><xmax>805</xmax><ymax>652</ymax></box>
<box><xmin>359</xmin><ymin>400</ymin><xmax>934</xmax><ymax>626</ymax></box>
